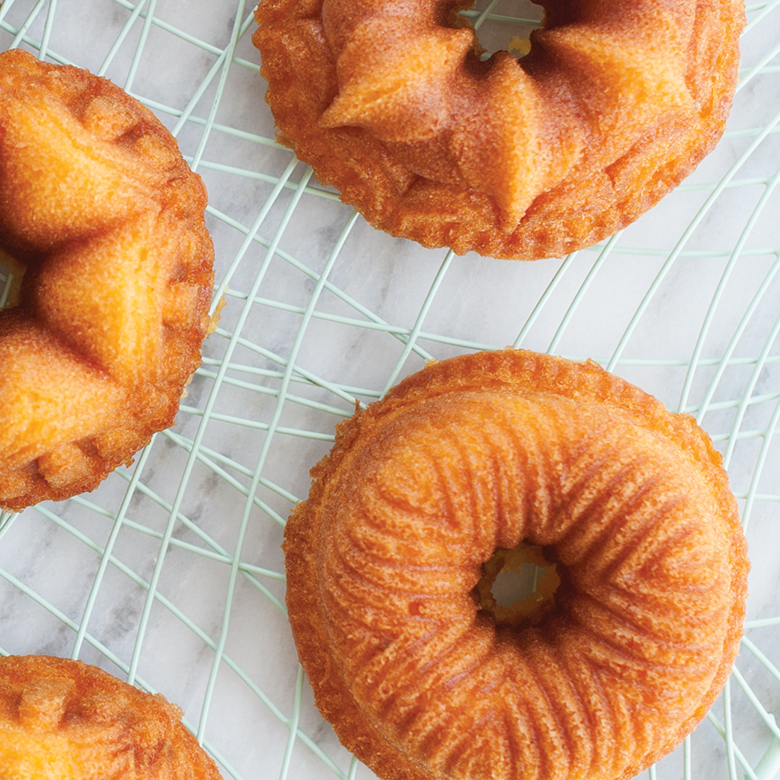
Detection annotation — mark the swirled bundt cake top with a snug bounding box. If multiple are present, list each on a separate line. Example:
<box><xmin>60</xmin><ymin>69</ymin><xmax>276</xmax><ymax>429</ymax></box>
<box><xmin>284</xmin><ymin>350</ymin><xmax>748</xmax><ymax>780</ymax></box>
<box><xmin>254</xmin><ymin>0</ymin><xmax>745</xmax><ymax>258</ymax></box>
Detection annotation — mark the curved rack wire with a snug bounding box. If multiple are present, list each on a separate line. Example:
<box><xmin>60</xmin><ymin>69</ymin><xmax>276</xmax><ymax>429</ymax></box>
<box><xmin>1</xmin><ymin>1</ymin><xmax>780</xmax><ymax>779</ymax></box>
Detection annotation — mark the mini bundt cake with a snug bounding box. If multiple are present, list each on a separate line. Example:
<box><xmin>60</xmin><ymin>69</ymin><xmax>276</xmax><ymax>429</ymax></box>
<box><xmin>284</xmin><ymin>349</ymin><xmax>749</xmax><ymax>780</ymax></box>
<box><xmin>0</xmin><ymin>655</ymin><xmax>222</xmax><ymax>779</ymax></box>
<box><xmin>0</xmin><ymin>49</ymin><xmax>215</xmax><ymax>512</ymax></box>
<box><xmin>253</xmin><ymin>0</ymin><xmax>745</xmax><ymax>259</ymax></box>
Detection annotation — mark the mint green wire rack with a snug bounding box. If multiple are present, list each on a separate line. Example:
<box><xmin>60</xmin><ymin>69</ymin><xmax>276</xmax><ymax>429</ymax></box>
<box><xmin>1</xmin><ymin>1</ymin><xmax>780</xmax><ymax>778</ymax></box>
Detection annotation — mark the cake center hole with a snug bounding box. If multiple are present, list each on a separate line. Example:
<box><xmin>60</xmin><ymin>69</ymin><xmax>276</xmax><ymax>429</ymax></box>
<box><xmin>492</xmin><ymin>563</ymin><xmax>540</xmax><ymax>608</ymax></box>
<box><xmin>0</xmin><ymin>246</ymin><xmax>25</xmax><ymax>311</ymax></box>
<box><xmin>460</xmin><ymin>0</ymin><xmax>543</xmax><ymax>61</ymax></box>
<box><xmin>477</xmin><ymin>543</ymin><xmax>560</xmax><ymax>627</ymax></box>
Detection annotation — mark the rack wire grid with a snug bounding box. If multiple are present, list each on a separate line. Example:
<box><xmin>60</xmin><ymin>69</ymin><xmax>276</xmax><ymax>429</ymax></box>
<box><xmin>1</xmin><ymin>1</ymin><xmax>780</xmax><ymax>778</ymax></box>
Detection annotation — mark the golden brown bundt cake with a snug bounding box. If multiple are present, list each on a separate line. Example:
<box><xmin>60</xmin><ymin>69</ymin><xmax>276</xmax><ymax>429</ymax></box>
<box><xmin>0</xmin><ymin>655</ymin><xmax>222</xmax><ymax>779</ymax></box>
<box><xmin>284</xmin><ymin>349</ymin><xmax>749</xmax><ymax>780</ymax></box>
<box><xmin>253</xmin><ymin>0</ymin><xmax>745</xmax><ymax>259</ymax></box>
<box><xmin>0</xmin><ymin>49</ymin><xmax>215</xmax><ymax>512</ymax></box>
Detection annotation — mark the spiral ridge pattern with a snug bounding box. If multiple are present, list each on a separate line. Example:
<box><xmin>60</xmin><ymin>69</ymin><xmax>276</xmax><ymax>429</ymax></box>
<box><xmin>284</xmin><ymin>350</ymin><xmax>748</xmax><ymax>780</ymax></box>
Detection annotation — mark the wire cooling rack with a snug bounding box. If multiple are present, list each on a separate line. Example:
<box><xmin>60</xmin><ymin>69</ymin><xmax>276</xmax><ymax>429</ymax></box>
<box><xmin>1</xmin><ymin>1</ymin><xmax>780</xmax><ymax>778</ymax></box>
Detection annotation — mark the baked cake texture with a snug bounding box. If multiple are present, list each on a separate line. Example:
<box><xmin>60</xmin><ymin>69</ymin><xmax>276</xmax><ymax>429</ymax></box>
<box><xmin>0</xmin><ymin>49</ymin><xmax>215</xmax><ymax>511</ymax></box>
<box><xmin>0</xmin><ymin>655</ymin><xmax>222</xmax><ymax>779</ymax></box>
<box><xmin>253</xmin><ymin>0</ymin><xmax>745</xmax><ymax>259</ymax></box>
<box><xmin>284</xmin><ymin>349</ymin><xmax>749</xmax><ymax>780</ymax></box>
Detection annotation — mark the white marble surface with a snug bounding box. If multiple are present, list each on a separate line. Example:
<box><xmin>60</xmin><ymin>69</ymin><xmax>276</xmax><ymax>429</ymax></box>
<box><xmin>1</xmin><ymin>1</ymin><xmax>780</xmax><ymax>779</ymax></box>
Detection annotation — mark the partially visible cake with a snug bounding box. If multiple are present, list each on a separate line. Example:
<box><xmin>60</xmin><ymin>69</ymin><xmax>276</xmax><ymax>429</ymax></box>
<box><xmin>0</xmin><ymin>655</ymin><xmax>222</xmax><ymax>779</ymax></box>
<box><xmin>253</xmin><ymin>0</ymin><xmax>744</xmax><ymax>259</ymax></box>
<box><xmin>0</xmin><ymin>49</ymin><xmax>215</xmax><ymax>511</ymax></box>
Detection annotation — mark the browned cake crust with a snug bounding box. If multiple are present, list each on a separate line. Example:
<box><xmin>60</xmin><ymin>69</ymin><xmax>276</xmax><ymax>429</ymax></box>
<box><xmin>253</xmin><ymin>0</ymin><xmax>745</xmax><ymax>260</ymax></box>
<box><xmin>284</xmin><ymin>349</ymin><xmax>749</xmax><ymax>780</ymax></box>
<box><xmin>0</xmin><ymin>49</ymin><xmax>215</xmax><ymax>511</ymax></box>
<box><xmin>0</xmin><ymin>655</ymin><xmax>221</xmax><ymax>779</ymax></box>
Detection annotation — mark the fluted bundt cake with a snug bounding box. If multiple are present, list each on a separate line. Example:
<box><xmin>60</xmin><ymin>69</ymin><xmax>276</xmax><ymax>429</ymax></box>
<box><xmin>284</xmin><ymin>349</ymin><xmax>749</xmax><ymax>780</ymax></box>
<box><xmin>253</xmin><ymin>0</ymin><xmax>745</xmax><ymax>259</ymax></box>
<box><xmin>0</xmin><ymin>49</ymin><xmax>215</xmax><ymax>512</ymax></box>
<box><xmin>0</xmin><ymin>655</ymin><xmax>222</xmax><ymax>779</ymax></box>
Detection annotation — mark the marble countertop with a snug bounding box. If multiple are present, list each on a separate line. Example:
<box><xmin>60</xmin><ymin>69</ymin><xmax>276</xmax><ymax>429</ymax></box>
<box><xmin>1</xmin><ymin>1</ymin><xmax>780</xmax><ymax>778</ymax></box>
